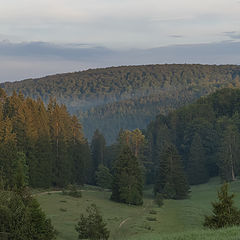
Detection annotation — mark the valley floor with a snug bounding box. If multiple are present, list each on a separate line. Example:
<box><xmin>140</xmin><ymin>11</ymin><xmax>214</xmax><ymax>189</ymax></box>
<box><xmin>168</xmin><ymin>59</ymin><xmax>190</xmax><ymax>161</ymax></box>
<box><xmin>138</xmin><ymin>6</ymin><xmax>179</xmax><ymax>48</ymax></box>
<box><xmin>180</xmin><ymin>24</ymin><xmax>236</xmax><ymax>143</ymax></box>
<box><xmin>36</xmin><ymin>178</ymin><xmax>240</xmax><ymax>240</ymax></box>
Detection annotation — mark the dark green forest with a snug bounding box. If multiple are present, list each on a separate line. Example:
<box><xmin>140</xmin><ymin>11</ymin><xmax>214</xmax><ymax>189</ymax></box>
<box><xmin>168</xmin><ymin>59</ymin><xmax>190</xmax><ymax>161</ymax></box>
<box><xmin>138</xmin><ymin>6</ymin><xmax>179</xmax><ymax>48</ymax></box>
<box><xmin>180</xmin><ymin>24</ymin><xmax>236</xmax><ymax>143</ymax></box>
<box><xmin>2</xmin><ymin>64</ymin><xmax>240</xmax><ymax>143</ymax></box>
<box><xmin>0</xmin><ymin>89</ymin><xmax>91</xmax><ymax>189</ymax></box>
<box><xmin>146</xmin><ymin>88</ymin><xmax>240</xmax><ymax>190</ymax></box>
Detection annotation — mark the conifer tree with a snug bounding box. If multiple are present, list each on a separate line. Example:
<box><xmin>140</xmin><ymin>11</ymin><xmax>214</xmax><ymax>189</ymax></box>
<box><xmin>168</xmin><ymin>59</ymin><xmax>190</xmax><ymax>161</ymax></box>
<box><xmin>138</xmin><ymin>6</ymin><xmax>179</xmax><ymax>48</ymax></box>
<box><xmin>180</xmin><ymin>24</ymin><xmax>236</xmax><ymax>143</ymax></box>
<box><xmin>204</xmin><ymin>183</ymin><xmax>240</xmax><ymax>228</ymax></box>
<box><xmin>69</xmin><ymin>116</ymin><xmax>87</xmax><ymax>185</ymax></box>
<box><xmin>154</xmin><ymin>143</ymin><xmax>189</xmax><ymax>199</ymax></box>
<box><xmin>91</xmin><ymin>129</ymin><xmax>106</xmax><ymax>175</ymax></box>
<box><xmin>48</xmin><ymin>103</ymin><xmax>70</xmax><ymax>187</ymax></box>
<box><xmin>187</xmin><ymin>133</ymin><xmax>209</xmax><ymax>185</ymax></box>
<box><xmin>0</xmin><ymin>118</ymin><xmax>19</xmax><ymax>188</ymax></box>
<box><xmin>75</xmin><ymin>204</ymin><xmax>109</xmax><ymax>240</ymax></box>
<box><xmin>0</xmin><ymin>189</ymin><xmax>56</xmax><ymax>240</ymax></box>
<box><xmin>111</xmin><ymin>146</ymin><xmax>143</xmax><ymax>205</ymax></box>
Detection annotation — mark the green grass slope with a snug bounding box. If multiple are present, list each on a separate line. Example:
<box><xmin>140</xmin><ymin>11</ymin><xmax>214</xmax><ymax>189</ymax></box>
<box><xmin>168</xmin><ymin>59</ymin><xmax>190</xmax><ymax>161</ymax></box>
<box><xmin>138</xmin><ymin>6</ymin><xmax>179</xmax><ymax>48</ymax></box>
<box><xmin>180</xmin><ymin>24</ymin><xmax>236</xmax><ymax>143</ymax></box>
<box><xmin>36</xmin><ymin>178</ymin><xmax>240</xmax><ymax>240</ymax></box>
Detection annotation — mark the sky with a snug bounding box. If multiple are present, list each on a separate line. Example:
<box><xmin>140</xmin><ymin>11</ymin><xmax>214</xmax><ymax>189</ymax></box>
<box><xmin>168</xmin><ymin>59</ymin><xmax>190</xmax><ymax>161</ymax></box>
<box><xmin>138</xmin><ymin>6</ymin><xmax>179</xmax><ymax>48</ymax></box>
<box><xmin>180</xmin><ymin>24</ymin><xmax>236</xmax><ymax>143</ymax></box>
<box><xmin>0</xmin><ymin>0</ymin><xmax>240</xmax><ymax>82</ymax></box>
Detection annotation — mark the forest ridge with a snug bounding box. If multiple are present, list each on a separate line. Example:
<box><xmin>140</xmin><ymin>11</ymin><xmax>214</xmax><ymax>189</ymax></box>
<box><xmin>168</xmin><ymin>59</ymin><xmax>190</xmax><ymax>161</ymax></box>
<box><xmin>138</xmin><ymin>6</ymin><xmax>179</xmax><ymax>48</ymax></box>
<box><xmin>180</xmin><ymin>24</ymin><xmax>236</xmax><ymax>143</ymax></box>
<box><xmin>1</xmin><ymin>64</ymin><xmax>240</xmax><ymax>142</ymax></box>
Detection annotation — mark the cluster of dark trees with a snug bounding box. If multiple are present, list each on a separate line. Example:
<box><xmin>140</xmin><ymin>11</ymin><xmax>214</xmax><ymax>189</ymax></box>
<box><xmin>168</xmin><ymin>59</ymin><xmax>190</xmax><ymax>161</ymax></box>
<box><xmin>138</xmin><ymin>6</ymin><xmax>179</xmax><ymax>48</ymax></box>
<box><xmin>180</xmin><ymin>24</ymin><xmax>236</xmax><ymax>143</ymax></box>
<box><xmin>92</xmin><ymin>129</ymin><xmax>145</xmax><ymax>205</ymax></box>
<box><xmin>146</xmin><ymin>88</ymin><xmax>240</xmax><ymax>189</ymax></box>
<box><xmin>99</xmin><ymin>88</ymin><xmax>240</xmax><ymax>201</ymax></box>
<box><xmin>0</xmin><ymin>87</ymin><xmax>144</xmax><ymax>205</ymax></box>
<box><xmin>0</xmin><ymin>88</ymin><xmax>91</xmax><ymax>189</ymax></box>
<box><xmin>2</xmin><ymin>64</ymin><xmax>240</xmax><ymax>143</ymax></box>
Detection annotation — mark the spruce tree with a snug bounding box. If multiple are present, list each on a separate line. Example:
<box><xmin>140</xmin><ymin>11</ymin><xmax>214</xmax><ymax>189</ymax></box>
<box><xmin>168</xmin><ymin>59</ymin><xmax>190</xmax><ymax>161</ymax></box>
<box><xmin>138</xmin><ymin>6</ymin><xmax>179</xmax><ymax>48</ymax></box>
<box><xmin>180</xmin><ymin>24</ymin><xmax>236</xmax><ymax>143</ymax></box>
<box><xmin>75</xmin><ymin>204</ymin><xmax>109</xmax><ymax>240</ymax></box>
<box><xmin>69</xmin><ymin>115</ymin><xmax>86</xmax><ymax>185</ymax></box>
<box><xmin>111</xmin><ymin>146</ymin><xmax>143</xmax><ymax>205</ymax></box>
<box><xmin>91</xmin><ymin>129</ymin><xmax>106</xmax><ymax>183</ymax></box>
<box><xmin>0</xmin><ymin>189</ymin><xmax>56</xmax><ymax>240</ymax></box>
<box><xmin>0</xmin><ymin>118</ymin><xmax>19</xmax><ymax>188</ymax></box>
<box><xmin>154</xmin><ymin>143</ymin><xmax>189</xmax><ymax>199</ymax></box>
<box><xmin>204</xmin><ymin>183</ymin><xmax>240</xmax><ymax>228</ymax></box>
<box><xmin>187</xmin><ymin>133</ymin><xmax>209</xmax><ymax>185</ymax></box>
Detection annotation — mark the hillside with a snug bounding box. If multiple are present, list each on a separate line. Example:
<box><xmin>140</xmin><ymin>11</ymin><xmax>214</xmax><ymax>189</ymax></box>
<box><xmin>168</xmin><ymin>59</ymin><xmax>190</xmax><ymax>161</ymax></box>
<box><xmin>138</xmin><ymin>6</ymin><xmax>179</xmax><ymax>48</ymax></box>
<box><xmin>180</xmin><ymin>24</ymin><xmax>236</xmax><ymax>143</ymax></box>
<box><xmin>2</xmin><ymin>64</ymin><xmax>240</xmax><ymax>143</ymax></box>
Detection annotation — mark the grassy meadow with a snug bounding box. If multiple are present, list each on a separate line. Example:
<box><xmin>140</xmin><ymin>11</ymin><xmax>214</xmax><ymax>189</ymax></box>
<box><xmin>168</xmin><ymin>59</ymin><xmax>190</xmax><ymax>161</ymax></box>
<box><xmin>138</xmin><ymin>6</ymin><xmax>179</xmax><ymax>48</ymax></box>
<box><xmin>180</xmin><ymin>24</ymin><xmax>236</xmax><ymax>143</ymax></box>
<box><xmin>36</xmin><ymin>178</ymin><xmax>240</xmax><ymax>240</ymax></box>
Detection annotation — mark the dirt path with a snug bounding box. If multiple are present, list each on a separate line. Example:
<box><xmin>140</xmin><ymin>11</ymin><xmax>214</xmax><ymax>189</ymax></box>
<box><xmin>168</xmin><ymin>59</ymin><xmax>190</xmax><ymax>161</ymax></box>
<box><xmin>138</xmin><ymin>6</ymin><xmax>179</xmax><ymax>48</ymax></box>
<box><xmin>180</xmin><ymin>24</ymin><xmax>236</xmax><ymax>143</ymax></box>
<box><xmin>118</xmin><ymin>199</ymin><xmax>154</xmax><ymax>229</ymax></box>
<box><xmin>33</xmin><ymin>189</ymin><xmax>98</xmax><ymax>197</ymax></box>
<box><xmin>32</xmin><ymin>190</ymin><xmax>62</xmax><ymax>197</ymax></box>
<box><xmin>119</xmin><ymin>217</ymin><xmax>131</xmax><ymax>228</ymax></box>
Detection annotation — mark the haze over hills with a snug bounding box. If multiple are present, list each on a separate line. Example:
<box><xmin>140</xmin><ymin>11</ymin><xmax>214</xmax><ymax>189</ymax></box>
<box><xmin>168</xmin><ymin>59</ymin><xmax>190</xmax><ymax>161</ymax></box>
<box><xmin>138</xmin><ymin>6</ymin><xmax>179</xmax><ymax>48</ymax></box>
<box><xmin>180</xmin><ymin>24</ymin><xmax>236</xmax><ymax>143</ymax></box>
<box><xmin>1</xmin><ymin>64</ymin><xmax>240</xmax><ymax>143</ymax></box>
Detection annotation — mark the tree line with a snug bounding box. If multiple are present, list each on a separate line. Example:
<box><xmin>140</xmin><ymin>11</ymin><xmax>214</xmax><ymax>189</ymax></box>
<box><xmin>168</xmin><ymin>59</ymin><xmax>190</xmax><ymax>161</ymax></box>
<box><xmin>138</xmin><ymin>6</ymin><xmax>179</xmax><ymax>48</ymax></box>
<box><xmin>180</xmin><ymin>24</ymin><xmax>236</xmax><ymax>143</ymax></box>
<box><xmin>145</xmin><ymin>88</ymin><xmax>240</xmax><ymax>187</ymax></box>
<box><xmin>0</xmin><ymin>88</ymin><xmax>91</xmax><ymax>189</ymax></box>
<box><xmin>93</xmin><ymin>88</ymin><xmax>240</xmax><ymax>202</ymax></box>
<box><xmin>2</xmin><ymin>64</ymin><xmax>240</xmax><ymax>143</ymax></box>
<box><xmin>2</xmin><ymin>87</ymin><xmax>240</xmax><ymax>204</ymax></box>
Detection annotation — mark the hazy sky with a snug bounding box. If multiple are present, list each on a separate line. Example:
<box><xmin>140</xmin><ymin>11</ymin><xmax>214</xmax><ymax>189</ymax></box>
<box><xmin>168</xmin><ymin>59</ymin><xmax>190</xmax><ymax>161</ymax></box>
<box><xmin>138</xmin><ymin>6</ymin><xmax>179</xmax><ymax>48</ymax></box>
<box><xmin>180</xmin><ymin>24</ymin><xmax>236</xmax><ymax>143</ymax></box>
<box><xmin>1</xmin><ymin>0</ymin><xmax>240</xmax><ymax>48</ymax></box>
<box><xmin>0</xmin><ymin>0</ymin><xmax>240</xmax><ymax>82</ymax></box>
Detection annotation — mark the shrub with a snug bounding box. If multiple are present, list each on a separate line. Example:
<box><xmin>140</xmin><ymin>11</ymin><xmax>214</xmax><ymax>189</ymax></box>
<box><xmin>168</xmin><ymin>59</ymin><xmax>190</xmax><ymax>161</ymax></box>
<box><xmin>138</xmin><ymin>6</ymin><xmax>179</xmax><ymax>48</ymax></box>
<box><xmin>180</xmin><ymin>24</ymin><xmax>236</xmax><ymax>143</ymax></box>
<box><xmin>59</xmin><ymin>208</ymin><xmax>67</xmax><ymax>212</ymax></box>
<box><xmin>146</xmin><ymin>217</ymin><xmax>157</xmax><ymax>221</ymax></box>
<box><xmin>155</xmin><ymin>193</ymin><xmax>164</xmax><ymax>207</ymax></box>
<box><xmin>62</xmin><ymin>184</ymin><xmax>82</xmax><ymax>198</ymax></box>
<box><xmin>149</xmin><ymin>210</ymin><xmax>157</xmax><ymax>215</ymax></box>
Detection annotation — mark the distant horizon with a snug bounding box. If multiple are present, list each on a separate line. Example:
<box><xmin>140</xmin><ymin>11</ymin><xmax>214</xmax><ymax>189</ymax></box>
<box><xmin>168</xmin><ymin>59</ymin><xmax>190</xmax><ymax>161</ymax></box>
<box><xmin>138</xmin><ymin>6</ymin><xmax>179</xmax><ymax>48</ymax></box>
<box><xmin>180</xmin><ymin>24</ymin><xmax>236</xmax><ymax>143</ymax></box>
<box><xmin>2</xmin><ymin>61</ymin><xmax>240</xmax><ymax>85</ymax></box>
<box><xmin>1</xmin><ymin>40</ymin><xmax>240</xmax><ymax>83</ymax></box>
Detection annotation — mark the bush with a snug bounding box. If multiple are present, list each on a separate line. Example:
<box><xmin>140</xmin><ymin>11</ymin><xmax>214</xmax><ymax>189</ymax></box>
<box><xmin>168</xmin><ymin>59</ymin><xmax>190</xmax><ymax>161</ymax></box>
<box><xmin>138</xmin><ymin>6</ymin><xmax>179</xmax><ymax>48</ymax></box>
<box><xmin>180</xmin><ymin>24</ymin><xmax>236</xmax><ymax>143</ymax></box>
<box><xmin>149</xmin><ymin>209</ymin><xmax>157</xmax><ymax>214</ymax></box>
<box><xmin>155</xmin><ymin>193</ymin><xmax>164</xmax><ymax>207</ymax></box>
<box><xmin>146</xmin><ymin>217</ymin><xmax>157</xmax><ymax>221</ymax></box>
<box><xmin>59</xmin><ymin>208</ymin><xmax>67</xmax><ymax>212</ymax></box>
<box><xmin>62</xmin><ymin>184</ymin><xmax>82</xmax><ymax>198</ymax></box>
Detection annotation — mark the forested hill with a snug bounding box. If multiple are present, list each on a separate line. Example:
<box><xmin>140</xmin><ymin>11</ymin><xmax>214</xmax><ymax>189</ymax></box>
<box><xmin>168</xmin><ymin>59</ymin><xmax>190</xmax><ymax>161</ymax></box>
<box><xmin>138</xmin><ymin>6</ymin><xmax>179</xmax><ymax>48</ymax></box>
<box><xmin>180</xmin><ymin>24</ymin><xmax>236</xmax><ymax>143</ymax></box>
<box><xmin>1</xmin><ymin>64</ymin><xmax>240</xmax><ymax>143</ymax></box>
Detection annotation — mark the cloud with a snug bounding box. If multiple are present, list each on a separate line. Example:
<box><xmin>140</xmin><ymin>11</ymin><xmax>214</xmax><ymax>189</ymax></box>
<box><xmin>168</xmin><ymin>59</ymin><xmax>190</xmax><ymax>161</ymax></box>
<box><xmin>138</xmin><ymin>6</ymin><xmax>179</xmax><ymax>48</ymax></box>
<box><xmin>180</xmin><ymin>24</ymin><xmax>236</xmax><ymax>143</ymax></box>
<box><xmin>0</xmin><ymin>40</ymin><xmax>240</xmax><ymax>83</ymax></box>
<box><xmin>224</xmin><ymin>31</ymin><xmax>240</xmax><ymax>39</ymax></box>
<box><xmin>0</xmin><ymin>0</ymin><xmax>239</xmax><ymax>48</ymax></box>
<box><xmin>169</xmin><ymin>35</ymin><xmax>183</xmax><ymax>38</ymax></box>
<box><xmin>0</xmin><ymin>41</ymin><xmax>114</xmax><ymax>61</ymax></box>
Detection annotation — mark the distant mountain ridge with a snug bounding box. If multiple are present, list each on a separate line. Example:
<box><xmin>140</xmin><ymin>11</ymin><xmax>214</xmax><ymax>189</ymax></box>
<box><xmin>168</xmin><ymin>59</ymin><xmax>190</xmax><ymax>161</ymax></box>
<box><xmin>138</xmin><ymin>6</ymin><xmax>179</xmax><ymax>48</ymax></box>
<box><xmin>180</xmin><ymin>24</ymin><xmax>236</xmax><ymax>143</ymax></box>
<box><xmin>1</xmin><ymin>64</ymin><xmax>240</xmax><ymax>143</ymax></box>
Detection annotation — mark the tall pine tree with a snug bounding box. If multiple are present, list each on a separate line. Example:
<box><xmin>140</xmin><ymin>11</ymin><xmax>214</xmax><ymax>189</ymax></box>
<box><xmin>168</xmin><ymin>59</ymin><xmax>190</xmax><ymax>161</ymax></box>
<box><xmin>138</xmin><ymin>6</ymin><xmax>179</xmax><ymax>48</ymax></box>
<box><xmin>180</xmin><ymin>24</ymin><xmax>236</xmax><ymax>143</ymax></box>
<box><xmin>111</xmin><ymin>146</ymin><xmax>143</xmax><ymax>205</ymax></box>
<box><xmin>90</xmin><ymin>130</ymin><xmax>106</xmax><ymax>184</ymax></box>
<box><xmin>187</xmin><ymin>133</ymin><xmax>209</xmax><ymax>185</ymax></box>
<box><xmin>154</xmin><ymin>143</ymin><xmax>189</xmax><ymax>199</ymax></box>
